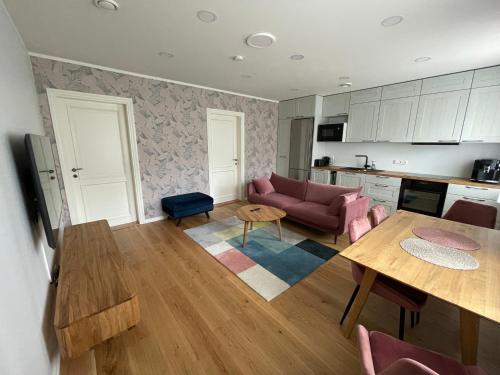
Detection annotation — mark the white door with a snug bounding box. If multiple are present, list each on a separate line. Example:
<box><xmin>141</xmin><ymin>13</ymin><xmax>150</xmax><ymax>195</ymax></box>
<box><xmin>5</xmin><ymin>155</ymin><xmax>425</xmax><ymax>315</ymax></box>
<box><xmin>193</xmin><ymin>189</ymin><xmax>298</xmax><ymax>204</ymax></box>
<box><xmin>461</xmin><ymin>86</ymin><xmax>500</xmax><ymax>143</ymax></box>
<box><xmin>208</xmin><ymin>112</ymin><xmax>242</xmax><ymax>204</ymax></box>
<box><xmin>277</xmin><ymin>119</ymin><xmax>291</xmax><ymax>176</ymax></box>
<box><xmin>347</xmin><ymin>101</ymin><xmax>380</xmax><ymax>142</ymax></box>
<box><xmin>52</xmin><ymin>97</ymin><xmax>137</xmax><ymax>226</ymax></box>
<box><xmin>376</xmin><ymin>96</ymin><xmax>419</xmax><ymax>142</ymax></box>
<box><xmin>412</xmin><ymin>90</ymin><xmax>469</xmax><ymax>143</ymax></box>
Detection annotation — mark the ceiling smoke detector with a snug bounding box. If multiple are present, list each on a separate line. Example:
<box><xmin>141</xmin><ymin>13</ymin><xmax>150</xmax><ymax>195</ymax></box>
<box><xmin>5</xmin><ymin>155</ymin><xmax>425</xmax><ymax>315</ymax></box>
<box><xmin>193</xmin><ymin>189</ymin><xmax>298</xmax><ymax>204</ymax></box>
<box><xmin>246</xmin><ymin>33</ymin><xmax>276</xmax><ymax>48</ymax></box>
<box><xmin>290</xmin><ymin>54</ymin><xmax>305</xmax><ymax>61</ymax></box>
<box><xmin>232</xmin><ymin>55</ymin><xmax>244</xmax><ymax>62</ymax></box>
<box><xmin>94</xmin><ymin>0</ymin><xmax>119</xmax><ymax>11</ymax></box>
<box><xmin>381</xmin><ymin>15</ymin><xmax>404</xmax><ymax>27</ymax></box>
<box><xmin>197</xmin><ymin>10</ymin><xmax>218</xmax><ymax>23</ymax></box>
<box><xmin>158</xmin><ymin>51</ymin><xmax>175</xmax><ymax>58</ymax></box>
<box><xmin>339</xmin><ymin>83</ymin><xmax>352</xmax><ymax>88</ymax></box>
<box><xmin>414</xmin><ymin>56</ymin><xmax>431</xmax><ymax>62</ymax></box>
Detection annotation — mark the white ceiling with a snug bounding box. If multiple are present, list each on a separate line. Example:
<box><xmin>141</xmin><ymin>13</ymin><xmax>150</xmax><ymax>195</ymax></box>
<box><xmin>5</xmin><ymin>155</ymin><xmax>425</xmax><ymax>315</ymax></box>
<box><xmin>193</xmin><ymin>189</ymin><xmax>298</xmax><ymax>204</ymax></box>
<box><xmin>4</xmin><ymin>0</ymin><xmax>500</xmax><ymax>101</ymax></box>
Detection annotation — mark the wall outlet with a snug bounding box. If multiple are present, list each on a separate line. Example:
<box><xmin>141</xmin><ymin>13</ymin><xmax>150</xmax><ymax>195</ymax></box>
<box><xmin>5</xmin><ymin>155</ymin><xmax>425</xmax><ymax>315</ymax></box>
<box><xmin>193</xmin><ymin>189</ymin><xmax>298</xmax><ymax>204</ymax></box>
<box><xmin>393</xmin><ymin>160</ymin><xmax>409</xmax><ymax>165</ymax></box>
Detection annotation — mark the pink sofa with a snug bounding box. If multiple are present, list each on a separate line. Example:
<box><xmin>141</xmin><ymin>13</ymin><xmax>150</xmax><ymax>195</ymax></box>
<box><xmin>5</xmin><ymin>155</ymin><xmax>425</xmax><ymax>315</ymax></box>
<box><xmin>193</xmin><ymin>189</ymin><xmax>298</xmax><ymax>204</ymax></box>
<box><xmin>247</xmin><ymin>173</ymin><xmax>369</xmax><ymax>242</ymax></box>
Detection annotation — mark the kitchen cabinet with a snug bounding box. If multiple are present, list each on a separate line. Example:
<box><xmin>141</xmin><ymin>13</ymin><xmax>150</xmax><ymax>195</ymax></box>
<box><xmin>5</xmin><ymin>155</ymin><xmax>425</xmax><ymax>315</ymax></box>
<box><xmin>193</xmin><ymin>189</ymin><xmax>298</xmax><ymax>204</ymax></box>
<box><xmin>382</xmin><ymin>80</ymin><xmax>422</xmax><ymax>100</ymax></box>
<box><xmin>472</xmin><ymin>66</ymin><xmax>500</xmax><ymax>88</ymax></box>
<box><xmin>461</xmin><ymin>86</ymin><xmax>500</xmax><ymax>143</ymax></box>
<box><xmin>336</xmin><ymin>171</ymin><xmax>366</xmax><ymax>190</ymax></box>
<box><xmin>350</xmin><ymin>87</ymin><xmax>382</xmax><ymax>104</ymax></box>
<box><xmin>278</xmin><ymin>96</ymin><xmax>317</xmax><ymax>119</ymax></box>
<box><xmin>346</xmin><ymin>101</ymin><xmax>380</xmax><ymax>142</ymax></box>
<box><xmin>412</xmin><ymin>90</ymin><xmax>469</xmax><ymax>143</ymax></box>
<box><xmin>310</xmin><ymin>169</ymin><xmax>332</xmax><ymax>184</ymax></box>
<box><xmin>421</xmin><ymin>71</ymin><xmax>473</xmax><ymax>95</ymax></box>
<box><xmin>276</xmin><ymin>119</ymin><xmax>291</xmax><ymax>176</ymax></box>
<box><xmin>376</xmin><ymin>96</ymin><xmax>419</xmax><ymax>142</ymax></box>
<box><xmin>322</xmin><ymin>93</ymin><xmax>350</xmax><ymax>117</ymax></box>
<box><xmin>278</xmin><ymin>100</ymin><xmax>295</xmax><ymax>119</ymax></box>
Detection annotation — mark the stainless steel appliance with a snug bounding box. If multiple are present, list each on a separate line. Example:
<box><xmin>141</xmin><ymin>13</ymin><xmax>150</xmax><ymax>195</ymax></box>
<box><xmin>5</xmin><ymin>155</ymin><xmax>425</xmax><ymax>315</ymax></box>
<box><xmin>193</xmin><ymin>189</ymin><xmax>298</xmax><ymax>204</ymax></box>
<box><xmin>289</xmin><ymin>118</ymin><xmax>314</xmax><ymax>180</ymax></box>
<box><xmin>398</xmin><ymin>179</ymin><xmax>448</xmax><ymax>217</ymax></box>
<box><xmin>317</xmin><ymin>116</ymin><xmax>347</xmax><ymax>142</ymax></box>
<box><xmin>471</xmin><ymin>159</ymin><xmax>500</xmax><ymax>184</ymax></box>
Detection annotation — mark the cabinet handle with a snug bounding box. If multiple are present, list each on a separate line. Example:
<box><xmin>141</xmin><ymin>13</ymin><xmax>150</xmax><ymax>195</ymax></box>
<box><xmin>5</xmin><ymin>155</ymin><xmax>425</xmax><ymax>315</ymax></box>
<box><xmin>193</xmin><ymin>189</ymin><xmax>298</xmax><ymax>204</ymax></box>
<box><xmin>375</xmin><ymin>175</ymin><xmax>390</xmax><ymax>179</ymax></box>
<box><xmin>374</xmin><ymin>184</ymin><xmax>389</xmax><ymax>188</ymax></box>
<box><xmin>344</xmin><ymin>172</ymin><xmax>357</xmax><ymax>175</ymax></box>
<box><xmin>463</xmin><ymin>196</ymin><xmax>486</xmax><ymax>202</ymax></box>
<box><xmin>335</xmin><ymin>112</ymin><xmax>349</xmax><ymax>116</ymax></box>
<box><xmin>373</xmin><ymin>198</ymin><xmax>387</xmax><ymax>203</ymax></box>
<box><xmin>465</xmin><ymin>186</ymin><xmax>488</xmax><ymax>191</ymax></box>
<box><xmin>361</xmin><ymin>140</ymin><xmax>374</xmax><ymax>143</ymax></box>
<box><xmin>438</xmin><ymin>139</ymin><xmax>458</xmax><ymax>143</ymax></box>
<box><xmin>376</xmin><ymin>140</ymin><xmax>391</xmax><ymax>143</ymax></box>
<box><xmin>461</xmin><ymin>140</ymin><xmax>484</xmax><ymax>143</ymax></box>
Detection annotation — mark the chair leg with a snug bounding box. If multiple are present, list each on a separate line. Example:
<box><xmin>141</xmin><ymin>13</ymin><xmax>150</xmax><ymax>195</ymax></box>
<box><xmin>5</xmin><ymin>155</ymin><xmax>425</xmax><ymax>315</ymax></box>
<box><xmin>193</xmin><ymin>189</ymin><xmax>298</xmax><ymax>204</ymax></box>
<box><xmin>399</xmin><ymin>307</ymin><xmax>406</xmax><ymax>340</ymax></box>
<box><xmin>333</xmin><ymin>234</ymin><xmax>338</xmax><ymax>244</ymax></box>
<box><xmin>411</xmin><ymin>311</ymin><xmax>415</xmax><ymax>328</ymax></box>
<box><xmin>416</xmin><ymin>311</ymin><xmax>421</xmax><ymax>325</ymax></box>
<box><xmin>205</xmin><ymin>212</ymin><xmax>210</xmax><ymax>219</ymax></box>
<box><xmin>340</xmin><ymin>285</ymin><xmax>360</xmax><ymax>325</ymax></box>
<box><xmin>176</xmin><ymin>218</ymin><xmax>182</xmax><ymax>226</ymax></box>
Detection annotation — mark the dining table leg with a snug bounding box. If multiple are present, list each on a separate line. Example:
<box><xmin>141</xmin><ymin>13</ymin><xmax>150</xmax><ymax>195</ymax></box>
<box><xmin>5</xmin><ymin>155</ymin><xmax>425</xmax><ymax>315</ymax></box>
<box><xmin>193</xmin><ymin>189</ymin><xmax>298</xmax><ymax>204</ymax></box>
<box><xmin>459</xmin><ymin>308</ymin><xmax>480</xmax><ymax>365</ymax></box>
<box><xmin>342</xmin><ymin>267</ymin><xmax>378</xmax><ymax>338</ymax></box>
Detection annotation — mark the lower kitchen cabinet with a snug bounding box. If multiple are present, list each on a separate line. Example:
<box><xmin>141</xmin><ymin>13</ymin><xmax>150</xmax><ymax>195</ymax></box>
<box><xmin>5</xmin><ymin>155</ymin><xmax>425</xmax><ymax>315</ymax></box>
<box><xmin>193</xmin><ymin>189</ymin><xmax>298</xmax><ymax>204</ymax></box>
<box><xmin>336</xmin><ymin>171</ymin><xmax>366</xmax><ymax>190</ymax></box>
<box><xmin>310</xmin><ymin>169</ymin><xmax>332</xmax><ymax>184</ymax></box>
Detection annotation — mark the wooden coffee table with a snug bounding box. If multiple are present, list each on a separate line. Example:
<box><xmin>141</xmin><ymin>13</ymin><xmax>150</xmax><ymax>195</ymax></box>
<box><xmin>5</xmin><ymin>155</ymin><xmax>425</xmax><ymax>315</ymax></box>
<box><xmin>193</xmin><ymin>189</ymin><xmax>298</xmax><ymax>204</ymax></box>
<box><xmin>236</xmin><ymin>204</ymin><xmax>286</xmax><ymax>247</ymax></box>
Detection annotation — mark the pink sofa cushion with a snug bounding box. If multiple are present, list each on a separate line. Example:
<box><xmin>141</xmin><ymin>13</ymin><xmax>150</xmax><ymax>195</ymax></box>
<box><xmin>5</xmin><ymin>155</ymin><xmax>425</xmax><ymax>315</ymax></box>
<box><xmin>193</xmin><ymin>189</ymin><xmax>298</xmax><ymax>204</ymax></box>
<box><xmin>305</xmin><ymin>181</ymin><xmax>362</xmax><ymax>205</ymax></box>
<box><xmin>248</xmin><ymin>192</ymin><xmax>302</xmax><ymax>210</ymax></box>
<box><xmin>285</xmin><ymin>201</ymin><xmax>339</xmax><ymax>231</ymax></box>
<box><xmin>329</xmin><ymin>192</ymin><xmax>358</xmax><ymax>216</ymax></box>
<box><xmin>270</xmin><ymin>173</ymin><xmax>307</xmax><ymax>201</ymax></box>
<box><xmin>252</xmin><ymin>177</ymin><xmax>275</xmax><ymax>195</ymax></box>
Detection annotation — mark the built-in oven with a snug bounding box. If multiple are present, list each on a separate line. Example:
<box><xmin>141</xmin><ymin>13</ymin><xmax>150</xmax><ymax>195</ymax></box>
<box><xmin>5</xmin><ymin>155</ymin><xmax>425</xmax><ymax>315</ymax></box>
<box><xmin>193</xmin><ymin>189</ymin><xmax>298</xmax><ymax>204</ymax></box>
<box><xmin>317</xmin><ymin>122</ymin><xmax>347</xmax><ymax>142</ymax></box>
<box><xmin>397</xmin><ymin>179</ymin><xmax>448</xmax><ymax>217</ymax></box>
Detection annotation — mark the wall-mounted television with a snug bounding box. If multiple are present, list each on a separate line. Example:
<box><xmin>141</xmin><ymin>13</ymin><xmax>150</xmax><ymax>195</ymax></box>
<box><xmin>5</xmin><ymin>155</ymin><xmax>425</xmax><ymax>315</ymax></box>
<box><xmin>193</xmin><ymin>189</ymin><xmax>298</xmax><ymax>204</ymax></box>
<box><xmin>25</xmin><ymin>134</ymin><xmax>64</xmax><ymax>248</ymax></box>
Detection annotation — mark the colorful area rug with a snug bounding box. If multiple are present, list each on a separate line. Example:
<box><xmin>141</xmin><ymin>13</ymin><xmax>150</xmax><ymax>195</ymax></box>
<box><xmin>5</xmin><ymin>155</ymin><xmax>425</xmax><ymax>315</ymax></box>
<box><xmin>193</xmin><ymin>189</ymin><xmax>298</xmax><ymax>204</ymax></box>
<box><xmin>184</xmin><ymin>216</ymin><xmax>338</xmax><ymax>301</ymax></box>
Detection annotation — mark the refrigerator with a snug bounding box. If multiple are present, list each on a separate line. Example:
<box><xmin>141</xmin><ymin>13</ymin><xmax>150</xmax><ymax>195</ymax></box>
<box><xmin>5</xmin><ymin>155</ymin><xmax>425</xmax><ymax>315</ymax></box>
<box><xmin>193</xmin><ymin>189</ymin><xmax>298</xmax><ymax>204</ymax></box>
<box><xmin>288</xmin><ymin>118</ymin><xmax>314</xmax><ymax>181</ymax></box>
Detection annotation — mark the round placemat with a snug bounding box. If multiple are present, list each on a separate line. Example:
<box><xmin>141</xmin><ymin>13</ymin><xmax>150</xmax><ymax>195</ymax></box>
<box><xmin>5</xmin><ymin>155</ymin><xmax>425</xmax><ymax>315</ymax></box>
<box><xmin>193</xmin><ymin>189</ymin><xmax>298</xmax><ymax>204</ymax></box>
<box><xmin>412</xmin><ymin>227</ymin><xmax>480</xmax><ymax>251</ymax></box>
<box><xmin>400</xmin><ymin>238</ymin><xmax>479</xmax><ymax>270</ymax></box>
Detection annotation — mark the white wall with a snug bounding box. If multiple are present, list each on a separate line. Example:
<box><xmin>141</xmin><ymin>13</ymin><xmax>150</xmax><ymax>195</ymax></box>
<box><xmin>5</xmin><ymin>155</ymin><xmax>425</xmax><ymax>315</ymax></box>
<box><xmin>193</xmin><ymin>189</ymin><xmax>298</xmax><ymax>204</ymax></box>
<box><xmin>315</xmin><ymin>142</ymin><xmax>500</xmax><ymax>177</ymax></box>
<box><xmin>0</xmin><ymin>2</ymin><xmax>59</xmax><ymax>374</ymax></box>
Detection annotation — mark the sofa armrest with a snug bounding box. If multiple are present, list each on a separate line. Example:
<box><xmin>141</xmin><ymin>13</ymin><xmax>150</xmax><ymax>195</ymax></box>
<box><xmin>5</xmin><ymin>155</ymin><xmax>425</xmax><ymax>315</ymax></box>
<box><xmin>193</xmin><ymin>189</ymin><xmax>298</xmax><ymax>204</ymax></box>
<box><xmin>338</xmin><ymin>196</ymin><xmax>369</xmax><ymax>234</ymax></box>
<box><xmin>247</xmin><ymin>181</ymin><xmax>257</xmax><ymax>197</ymax></box>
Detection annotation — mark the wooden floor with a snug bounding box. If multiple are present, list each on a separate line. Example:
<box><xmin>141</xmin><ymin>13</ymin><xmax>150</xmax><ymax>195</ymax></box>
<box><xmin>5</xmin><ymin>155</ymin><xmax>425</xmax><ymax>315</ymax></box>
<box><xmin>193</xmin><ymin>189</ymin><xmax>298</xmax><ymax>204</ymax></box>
<box><xmin>62</xmin><ymin>201</ymin><xmax>500</xmax><ymax>374</ymax></box>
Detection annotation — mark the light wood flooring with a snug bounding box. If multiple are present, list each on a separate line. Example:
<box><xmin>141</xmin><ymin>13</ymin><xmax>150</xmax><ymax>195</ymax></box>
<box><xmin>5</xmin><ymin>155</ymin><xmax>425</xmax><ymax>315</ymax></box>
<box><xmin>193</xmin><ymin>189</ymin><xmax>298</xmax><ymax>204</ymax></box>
<box><xmin>62</xmin><ymin>201</ymin><xmax>500</xmax><ymax>374</ymax></box>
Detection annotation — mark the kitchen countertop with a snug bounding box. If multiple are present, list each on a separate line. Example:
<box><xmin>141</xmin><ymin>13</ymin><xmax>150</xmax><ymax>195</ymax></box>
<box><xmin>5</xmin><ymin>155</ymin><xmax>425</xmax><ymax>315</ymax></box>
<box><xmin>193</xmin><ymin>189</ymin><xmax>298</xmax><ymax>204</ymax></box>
<box><xmin>312</xmin><ymin>165</ymin><xmax>500</xmax><ymax>189</ymax></box>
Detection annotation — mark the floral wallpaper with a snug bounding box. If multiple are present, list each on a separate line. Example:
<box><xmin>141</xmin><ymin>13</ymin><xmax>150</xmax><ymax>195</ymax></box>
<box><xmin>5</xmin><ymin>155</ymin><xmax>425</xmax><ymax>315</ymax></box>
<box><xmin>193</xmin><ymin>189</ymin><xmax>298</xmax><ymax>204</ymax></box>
<box><xmin>30</xmin><ymin>56</ymin><xmax>278</xmax><ymax>219</ymax></box>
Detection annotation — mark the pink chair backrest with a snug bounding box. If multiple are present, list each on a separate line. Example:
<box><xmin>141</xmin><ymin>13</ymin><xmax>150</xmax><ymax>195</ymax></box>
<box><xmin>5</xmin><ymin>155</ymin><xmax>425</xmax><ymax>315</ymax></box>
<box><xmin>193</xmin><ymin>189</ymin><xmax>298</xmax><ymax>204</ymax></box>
<box><xmin>371</xmin><ymin>204</ymin><xmax>388</xmax><ymax>227</ymax></box>
<box><xmin>349</xmin><ymin>217</ymin><xmax>372</xmax><ymax>244</ymax></box>
<box><xmin>443</xmin><ymin>199</ymin><xmax>497</xmax><ymax>229</ymax></box>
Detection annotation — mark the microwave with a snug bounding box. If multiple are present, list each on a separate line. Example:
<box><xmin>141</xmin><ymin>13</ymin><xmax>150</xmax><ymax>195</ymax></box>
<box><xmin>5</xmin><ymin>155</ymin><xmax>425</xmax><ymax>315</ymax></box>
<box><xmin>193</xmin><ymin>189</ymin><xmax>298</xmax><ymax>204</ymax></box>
<box><xmin>317</xmin><ymin>122</ymin><xmax>347</xmax><ymax>142</ymax></box>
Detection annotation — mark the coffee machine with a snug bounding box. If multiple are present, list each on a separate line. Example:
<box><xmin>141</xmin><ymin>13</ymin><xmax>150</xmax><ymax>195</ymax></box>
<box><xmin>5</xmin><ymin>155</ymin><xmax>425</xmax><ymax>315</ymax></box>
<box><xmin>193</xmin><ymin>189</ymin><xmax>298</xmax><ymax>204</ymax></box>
<box><xmin>470</xmin><ymin>159</ymin><xmax>500</xmax><ymax>184</ymax></box>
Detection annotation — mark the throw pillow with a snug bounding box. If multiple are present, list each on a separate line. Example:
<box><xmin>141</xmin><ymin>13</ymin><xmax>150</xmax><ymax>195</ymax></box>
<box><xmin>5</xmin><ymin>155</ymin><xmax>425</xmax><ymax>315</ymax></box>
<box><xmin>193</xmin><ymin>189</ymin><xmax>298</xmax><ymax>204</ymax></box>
<box><xmin>328</xmin><ymin>192</ymin><xmax>358</xmax><ymax>216</ymax></box>
<box><xmin>253</xmin><ymin>177</ymin><xmax>275</xmax><ymax>195</ymax></box>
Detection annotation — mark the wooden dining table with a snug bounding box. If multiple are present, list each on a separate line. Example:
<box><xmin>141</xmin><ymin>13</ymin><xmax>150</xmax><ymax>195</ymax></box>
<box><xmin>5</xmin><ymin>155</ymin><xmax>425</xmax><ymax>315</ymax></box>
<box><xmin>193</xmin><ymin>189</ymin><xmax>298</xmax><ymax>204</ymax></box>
<box><xmin>340</xmin><ymin>210</ymin><xmax>500</xmax><ymax>365</ymax></box>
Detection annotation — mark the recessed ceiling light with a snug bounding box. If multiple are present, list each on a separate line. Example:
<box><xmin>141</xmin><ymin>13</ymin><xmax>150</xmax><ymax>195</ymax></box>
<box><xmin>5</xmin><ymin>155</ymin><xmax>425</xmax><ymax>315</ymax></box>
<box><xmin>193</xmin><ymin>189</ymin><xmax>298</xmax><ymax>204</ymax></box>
<box><xmin>290</xmin><ymin>54</ymin><xmax>304</xmax><ymax>61</ymax></box>
<box><xmin>414</xmin><ymin>56</ymin><xmax>431</xmax><ymax>62</ymax></box>
<box><xmin>232</xmin><ymin>55</ymin><xmax>244</xmax><ymax>62</ymax></box>
<box><xmin>94</xmin><ymin>0</ymin><xmax>119</xmax><ymax>11</ymax></box>
<box><xmin>381</xmin><ymin>15</ymin><xmax>404</xmax><ymax>27</ymax></box>
<box><xmin>240</xmin><ymin>74</ymin><xmax>252</xmax><ymax>79</ymax></box>
<box><xmin>246</xmin><ymin>33</ymin><xmax>276</xmax><ymax>48</ymax></box>
<box><xmin>339</xmin><ymin>83</ymin><xmax>352</xmax><ymax>88</ymax></box>
<box><xmin>197</xmin><ymin>10</ymin><xmax>217</xmax><ymax>23</ymax></box>
<box><xmin>339</xmin><ymin>76</ymin><xmax>350</xmax><ymax>80</ymax></box>
<box><xmin>158</xmin><ymin>51</ymin><xmax>174</xmax><ymax>58</ymax></box>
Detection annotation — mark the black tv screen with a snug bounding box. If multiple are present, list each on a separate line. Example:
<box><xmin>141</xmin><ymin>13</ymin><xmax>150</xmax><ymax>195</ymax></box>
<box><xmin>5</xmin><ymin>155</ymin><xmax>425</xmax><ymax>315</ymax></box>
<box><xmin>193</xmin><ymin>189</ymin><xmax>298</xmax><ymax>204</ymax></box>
<box><xmin>25</xmin><ymin>134</ymin><xmax>63</xmax><ymax>248</ymax></box>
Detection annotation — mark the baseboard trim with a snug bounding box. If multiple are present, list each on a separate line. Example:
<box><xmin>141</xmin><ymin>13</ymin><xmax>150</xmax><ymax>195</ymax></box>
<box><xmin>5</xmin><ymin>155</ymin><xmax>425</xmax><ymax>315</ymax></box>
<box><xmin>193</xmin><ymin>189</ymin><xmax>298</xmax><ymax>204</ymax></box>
<box><xmin>143</xmin><ymin>215</ymin><xmax>167</xmax><ymax>224</ymax></box>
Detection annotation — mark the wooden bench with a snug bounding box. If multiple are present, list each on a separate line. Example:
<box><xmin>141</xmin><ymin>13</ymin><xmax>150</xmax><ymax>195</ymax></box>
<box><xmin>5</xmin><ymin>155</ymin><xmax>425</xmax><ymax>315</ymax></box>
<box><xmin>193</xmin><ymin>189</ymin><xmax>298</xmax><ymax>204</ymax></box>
<box><xmin>54</xmin><ymin>220</ymin><xmax>140</xmax><ymax>358</ymax></box>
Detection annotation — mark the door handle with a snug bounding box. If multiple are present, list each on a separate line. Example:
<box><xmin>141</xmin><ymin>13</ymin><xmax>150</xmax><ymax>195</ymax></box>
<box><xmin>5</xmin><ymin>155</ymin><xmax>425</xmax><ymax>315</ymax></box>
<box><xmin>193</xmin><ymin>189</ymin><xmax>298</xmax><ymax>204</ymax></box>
<box><xmin>71</xmin><ymin>167</ymin><xmax>83</xmax><ymax>172</ymax></box>
<box><xmin>39</xmin><ymin>169</ymin><xmax>55</xmax><ymax>174</ymax></box>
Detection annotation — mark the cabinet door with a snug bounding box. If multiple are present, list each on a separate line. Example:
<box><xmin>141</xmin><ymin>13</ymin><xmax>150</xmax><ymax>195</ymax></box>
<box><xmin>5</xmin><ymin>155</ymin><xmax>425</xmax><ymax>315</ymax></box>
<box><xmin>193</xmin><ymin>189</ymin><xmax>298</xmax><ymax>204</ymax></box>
<box><xmin>382</xmin><ymin>80</ymin><xmax>422</xmax><ymax>100</ymax></box>
<box><xmin>376</xmin><ymin>96</ymin><xmax>419</xmax><ymax>142</ymax></box>
<box><xmin>295</xmin><ymin>96</ymin><xmax>315</xmax><ymax>118</ymax></box>
<box><xmin>412</xmin><ymin>90</ymin><xmax>469</xmax><ymax>143</ymax></box>
<box><xmin>461</xmin><ymin>86</ymin><xmax>500</xmax><ymax>143</ymax></box>
<box><xmin>347</xmin><ymin>102</ymin><xmax>380</xmax><ymax>142</ymax></box>
<box><xmin>278</xmin><ymin>100</ymin><xmax>295</xmax><ymax>119</ymax></box>
<box><xmin>472</xmin><ymin>66</ymin><xmax>500</xmax><ymax>88</ymax></box>
<box><xmin>276</xmin><ymin>119</ymin><xmax>291</xmax><ymax>176</ymax></box>
<box><xmin>336</xmin><ymin>172</ymin><xmax>366</xmax><ymax>190</ymax></box>
<box><xmin>322</xmin><ymin>93</ymin><xmax>350</xmax><ymax>117</ymax></box>
<box><xmin>311</xmin><ymin>169</ymin><xmax>331</xmax><ymax>184</ymax></box>
<box><xmin>421</xmin><ymin>71</ymin><xmax>473</xmax><ymax>95</ymax></box>
<box><xmin>350</xmin><ymin>87</ymin><xmax>382</xmax><ymax>104</ymax></box>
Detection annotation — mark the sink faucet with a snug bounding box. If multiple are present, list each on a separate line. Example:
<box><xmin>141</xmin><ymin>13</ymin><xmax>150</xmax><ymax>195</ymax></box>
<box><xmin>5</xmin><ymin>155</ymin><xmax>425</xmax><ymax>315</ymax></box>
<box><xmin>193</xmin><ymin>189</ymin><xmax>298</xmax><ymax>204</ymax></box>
<box><xmin>355</xmin><ymin>154</ymin><xmax>370</xmax><ymax>169</ymax></box>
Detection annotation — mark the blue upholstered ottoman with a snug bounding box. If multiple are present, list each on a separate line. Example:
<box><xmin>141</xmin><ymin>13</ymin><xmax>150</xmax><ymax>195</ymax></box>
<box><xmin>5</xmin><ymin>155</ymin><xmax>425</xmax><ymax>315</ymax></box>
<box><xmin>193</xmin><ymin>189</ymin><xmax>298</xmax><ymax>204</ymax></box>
<box><xmin>161</xmin><ymin>192</ymin><xmax>214</xmax><ymax>226</ymax></box>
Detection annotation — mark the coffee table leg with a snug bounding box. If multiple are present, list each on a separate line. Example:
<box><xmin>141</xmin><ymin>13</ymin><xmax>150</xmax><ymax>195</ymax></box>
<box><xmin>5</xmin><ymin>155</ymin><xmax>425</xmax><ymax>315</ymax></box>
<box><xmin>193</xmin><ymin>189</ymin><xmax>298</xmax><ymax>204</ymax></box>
<box><xmin>276</xmin><ymin>219</ymin><xmax>283</xmax><ymax>241</ymax></box>
<box><xmin>250</xmin><ymin>222</ymin><xmax>253</xmax><ymax>230</ymax></box>
<box><xmin>243</xmin><ymin>221</ymin><xmax>249</xmax><ymax>247</ymax></box>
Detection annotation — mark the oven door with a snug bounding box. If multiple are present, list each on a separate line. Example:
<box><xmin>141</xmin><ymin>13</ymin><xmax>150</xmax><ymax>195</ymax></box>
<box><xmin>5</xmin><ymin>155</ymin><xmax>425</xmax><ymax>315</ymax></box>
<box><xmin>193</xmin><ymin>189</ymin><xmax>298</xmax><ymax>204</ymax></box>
<box><xmin>317</xmin><ymin>123</ymin><xmax>345</xmax><ymax>142</ymax></box>
<box><xmin>397</xmin><ymin>179</ymin><xmax>448</xmax><ymax>217</ymax></box>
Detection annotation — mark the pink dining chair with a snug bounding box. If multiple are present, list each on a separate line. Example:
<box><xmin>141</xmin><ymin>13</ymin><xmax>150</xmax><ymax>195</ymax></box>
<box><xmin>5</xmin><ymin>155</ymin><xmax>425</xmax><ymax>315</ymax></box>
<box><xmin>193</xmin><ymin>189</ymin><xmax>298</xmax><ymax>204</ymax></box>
<box><xmin>356</xmin><ymin>324</ymin><xmax>486</xmax><ymax>375</ymax></box>
<box><xmin>443</xmin><ymin>200</ymin><xmax>497</xmax><ymax>229</ymax></box>
<box><xmin>340</xmin><ymin>217</ymin><xmax>427</xmax><ymax>340</ymax></box>
<box><xmin>371</xmin><ymin>204</ymin><xmax>388</xmax><ymax>227</ymax></box>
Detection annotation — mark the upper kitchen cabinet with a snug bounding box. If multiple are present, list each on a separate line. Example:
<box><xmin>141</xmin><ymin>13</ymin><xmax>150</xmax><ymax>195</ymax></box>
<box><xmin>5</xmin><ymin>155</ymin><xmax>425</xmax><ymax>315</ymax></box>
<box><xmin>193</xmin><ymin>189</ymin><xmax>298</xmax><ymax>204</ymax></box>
<box><xmin>472</xmin><ymin>66</ymin><xmax>500</xmax><ymax>88</ymax></box>
<box><xmin>421</xmin><ymin>71</ymin><xmax>473</xmax><ymax>95</ymax></box>
<box><xmin>412</xmin><ymin>90</ymin><xmax>469</xmax><ymax>143</ymax></box>
<box><xmin>347</xmin><ymin>101</ymin><xmax>380</xmax><ymax>142</ymax></box>
<box><xmin>322</xmin><ymin>93</ymin><xmax>350</xmax><ymax>117</ymax></box>
<box><xmin>350</xmin><ymin>87</ymin><xmax>382</xmax><ymax>104</ymax></box>
<box><xmin>461</xmin><ymin>86</ymin><xmax>500</xmax><ymax>143</ymax></box>
<box><xmin>381</xmin><ymin>80</ymin><xmax>422</xmax><ymax>100</ymax></box>
<box><xmin>376</xmin><ymin>96</ymin><xmax>419</xmax><ymax>142</ymax></box>
<box><xmin>278</xmin><ymin>100</ymin><xmax>295</xmax><ymax>119</ymax></box>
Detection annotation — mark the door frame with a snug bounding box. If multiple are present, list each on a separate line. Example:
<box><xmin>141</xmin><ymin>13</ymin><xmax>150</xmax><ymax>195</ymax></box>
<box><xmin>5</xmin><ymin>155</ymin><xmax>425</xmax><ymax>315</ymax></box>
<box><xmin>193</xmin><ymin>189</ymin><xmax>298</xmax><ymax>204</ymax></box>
<box><xmin>206</xmin><ymin>108</ymin><xmax>245</xmax><ymax>203</ymax></box>
<box><xmin>46</xmin><ymin>88</ymin><xmax>145</xmax><ymax>224</ymax></box>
